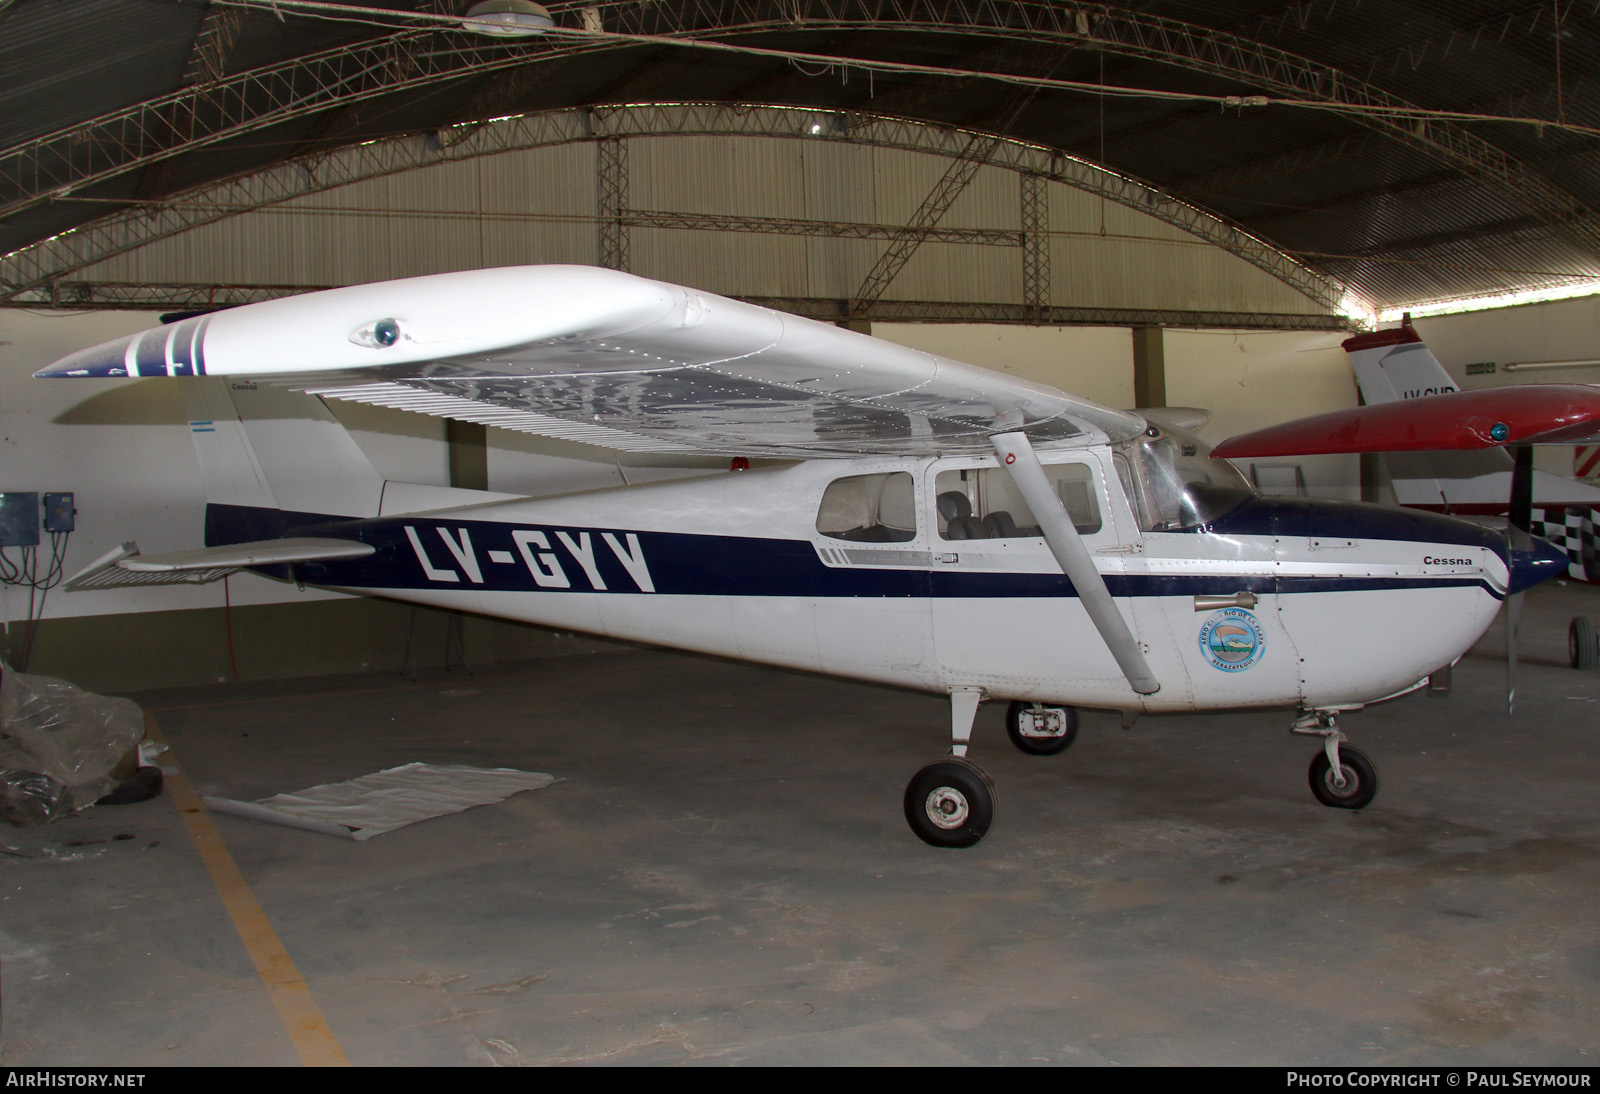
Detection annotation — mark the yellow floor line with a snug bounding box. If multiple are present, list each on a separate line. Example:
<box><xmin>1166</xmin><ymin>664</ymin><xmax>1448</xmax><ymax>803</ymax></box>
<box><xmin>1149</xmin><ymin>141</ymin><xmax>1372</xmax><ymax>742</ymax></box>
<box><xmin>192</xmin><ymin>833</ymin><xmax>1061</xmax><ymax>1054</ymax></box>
<box><xmin>146</xmin><ymin>713</ymin><xmax>351</xmax><ymax>1067</ymax></box>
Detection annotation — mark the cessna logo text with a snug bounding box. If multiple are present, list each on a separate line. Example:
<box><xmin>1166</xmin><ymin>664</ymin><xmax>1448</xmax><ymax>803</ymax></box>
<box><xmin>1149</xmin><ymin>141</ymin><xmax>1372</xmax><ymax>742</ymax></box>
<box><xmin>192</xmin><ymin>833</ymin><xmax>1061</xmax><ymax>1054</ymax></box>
<box><xmin>1424</xmin><ymin>555</ymin><xmax>1474</xmax><ymax>566</ymax></box>
<box><xmin>405</xmin><ymin>525</ymin><xmax>655</xmax><ymax>592</ymax></box>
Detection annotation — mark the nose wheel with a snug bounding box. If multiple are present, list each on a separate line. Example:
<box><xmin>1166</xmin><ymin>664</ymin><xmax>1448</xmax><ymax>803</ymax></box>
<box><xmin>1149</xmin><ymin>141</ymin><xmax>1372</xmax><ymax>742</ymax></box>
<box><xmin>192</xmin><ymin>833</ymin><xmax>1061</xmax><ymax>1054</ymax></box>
<box><xmin>1307</xmin><ymin>745</ymin><xmax>1378</xmax><ymax>809</ymax></box>
<box><xmin>1294</xmin><ymin>711</ymin><xmax>1379</xmax><ymax>810</ymax></box>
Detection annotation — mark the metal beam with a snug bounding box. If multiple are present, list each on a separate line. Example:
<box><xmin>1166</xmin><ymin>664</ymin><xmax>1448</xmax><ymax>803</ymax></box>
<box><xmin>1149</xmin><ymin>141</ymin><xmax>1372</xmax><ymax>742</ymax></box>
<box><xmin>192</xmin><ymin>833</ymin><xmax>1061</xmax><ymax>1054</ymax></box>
<box><xmin>597</xmin><ymin>134</ymin><xmax>629</xmax><ymax>270</ymax></box>
<box><xmin>132</xmin><ymin>2</ymin><xmax>253</xmax><ymax>203</ymax></box>
<box><xmin>0</xmin><ymin>104</ymin><xmax>1343</xmax><ymax>312</ymax></box>
<box><xmin>1019</xmin><ymin>171</ymin><xmax>1049</xmax><ymax>319</ymax></box>
<box><xmin>853</xmin><ymin>132</ymin><xmax>999</xmax><ymax>307</ymax></box>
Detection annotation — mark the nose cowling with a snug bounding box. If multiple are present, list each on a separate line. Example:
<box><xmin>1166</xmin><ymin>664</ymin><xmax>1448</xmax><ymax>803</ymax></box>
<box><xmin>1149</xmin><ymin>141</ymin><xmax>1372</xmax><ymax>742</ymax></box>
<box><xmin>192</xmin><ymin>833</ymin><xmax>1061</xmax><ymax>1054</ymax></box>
<box><xmin>1507</xmin><ymin>534</ymin><xmax>1570</xmax><ymax>595</ymax></box>
<box><xmin>1206</xmin><ymin>495</ymin><xmax>1568</xmax><ymax>598</ymax></box>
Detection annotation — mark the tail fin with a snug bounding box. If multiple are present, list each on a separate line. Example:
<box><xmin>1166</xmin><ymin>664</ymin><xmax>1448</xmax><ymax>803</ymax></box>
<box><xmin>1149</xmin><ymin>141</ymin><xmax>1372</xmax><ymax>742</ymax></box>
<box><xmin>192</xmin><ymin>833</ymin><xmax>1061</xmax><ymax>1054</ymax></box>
<box><xmin>1343</xmin><ymin>325</ymin><xmax>1512</xmax><ymax>509</ymax></box>
<box><xmin>182</xmin><ymin>379</ymin><xmax>384</xmax><ymax>519</ymax></box>
<box><xmin>1343</xmin><ymin>326</ymin><xmax>1461</xmax><ymax>403</ymax></box>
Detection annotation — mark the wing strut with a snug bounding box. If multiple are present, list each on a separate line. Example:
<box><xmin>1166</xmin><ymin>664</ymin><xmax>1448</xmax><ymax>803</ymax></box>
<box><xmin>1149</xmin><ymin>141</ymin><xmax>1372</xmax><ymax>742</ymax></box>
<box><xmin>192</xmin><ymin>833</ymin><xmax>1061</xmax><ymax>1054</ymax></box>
<box><xmin>990</xmin><ymin>431</ymin><xmax>1160</xmax><ymax>695</ymax></box>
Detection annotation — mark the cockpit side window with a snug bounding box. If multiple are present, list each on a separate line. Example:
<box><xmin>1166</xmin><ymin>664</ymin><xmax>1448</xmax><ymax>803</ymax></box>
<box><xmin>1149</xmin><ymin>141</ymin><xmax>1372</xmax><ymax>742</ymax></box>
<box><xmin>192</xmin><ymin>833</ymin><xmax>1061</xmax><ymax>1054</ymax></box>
<box><xmin>816</xmin><ymin>471</ymin><xmax>917</xmax><ymax>542</ymax></box>
<box><xmin>934</xmin><ymin>463</ymin><xmax>1101</xmax><ymax>541</ymax></box>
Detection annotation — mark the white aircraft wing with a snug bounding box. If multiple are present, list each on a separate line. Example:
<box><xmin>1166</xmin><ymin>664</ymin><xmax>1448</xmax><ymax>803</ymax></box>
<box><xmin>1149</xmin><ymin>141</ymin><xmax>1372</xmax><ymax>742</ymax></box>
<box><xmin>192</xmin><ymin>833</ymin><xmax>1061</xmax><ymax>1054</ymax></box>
<box><xmin>37</xmin><ymin>266</ymin><xmax>1145</xmax><ymax>459</ymax></box>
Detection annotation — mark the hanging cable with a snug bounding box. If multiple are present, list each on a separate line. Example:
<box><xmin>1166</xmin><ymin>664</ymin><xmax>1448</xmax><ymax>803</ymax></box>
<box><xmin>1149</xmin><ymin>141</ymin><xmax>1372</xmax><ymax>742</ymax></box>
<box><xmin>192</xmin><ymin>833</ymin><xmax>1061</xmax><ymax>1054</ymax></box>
<box><xmin>3</xmin><ymin>530</ymin><xmax>70</xmax><ymax>672</ymax></box>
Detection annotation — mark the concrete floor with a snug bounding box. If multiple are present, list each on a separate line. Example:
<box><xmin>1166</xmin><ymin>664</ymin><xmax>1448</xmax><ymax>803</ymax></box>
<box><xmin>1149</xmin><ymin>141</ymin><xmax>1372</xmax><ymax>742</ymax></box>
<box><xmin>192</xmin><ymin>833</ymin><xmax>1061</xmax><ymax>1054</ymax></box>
<box><xmin>2</xmin><ymin>583</ymin><xmax>1598</xmax><ymax>1067</ymax></box>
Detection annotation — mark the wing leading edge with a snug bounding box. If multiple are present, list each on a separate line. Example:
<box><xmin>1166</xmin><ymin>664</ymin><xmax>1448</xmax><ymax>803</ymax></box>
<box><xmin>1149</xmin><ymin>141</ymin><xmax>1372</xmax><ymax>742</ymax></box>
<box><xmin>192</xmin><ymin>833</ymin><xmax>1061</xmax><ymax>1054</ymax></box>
<box><xmin>37</xmin><ymin>266</ymin><xmax>1145</xmax><ymax>459</ymax></box>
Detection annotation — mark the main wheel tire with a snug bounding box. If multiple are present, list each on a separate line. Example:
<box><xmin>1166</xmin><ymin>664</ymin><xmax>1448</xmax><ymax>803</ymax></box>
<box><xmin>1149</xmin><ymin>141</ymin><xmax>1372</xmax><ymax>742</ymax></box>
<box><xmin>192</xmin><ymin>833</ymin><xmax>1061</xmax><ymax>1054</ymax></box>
<box><xmin>1569</xmin><ymin>617</ymin><xmax>1599</xmax><ymax>671</ymax></box>
<box><xmin>1308</xmin><ymin>746</ymin><xmax>1378</xmax><ymax>810</ymax></box>
<box><xmin>903</xmin><ymin>758</ymin><xmax>997</xmax><ymax>848</ymax></box>
<box><xmin>1004</xmin><ymin>701</ymin><xmax>1079</xmax><ymax>756</ymax></box>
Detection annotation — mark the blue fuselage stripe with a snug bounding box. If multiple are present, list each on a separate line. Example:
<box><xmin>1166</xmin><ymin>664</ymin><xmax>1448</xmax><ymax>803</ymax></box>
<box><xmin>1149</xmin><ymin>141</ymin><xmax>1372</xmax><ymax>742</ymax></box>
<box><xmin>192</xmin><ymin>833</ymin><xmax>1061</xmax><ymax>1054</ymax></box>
<box><xmin>205</xmin><ymin>504</ymin><xmax>1503</xmax><ymax>601</ymax></box>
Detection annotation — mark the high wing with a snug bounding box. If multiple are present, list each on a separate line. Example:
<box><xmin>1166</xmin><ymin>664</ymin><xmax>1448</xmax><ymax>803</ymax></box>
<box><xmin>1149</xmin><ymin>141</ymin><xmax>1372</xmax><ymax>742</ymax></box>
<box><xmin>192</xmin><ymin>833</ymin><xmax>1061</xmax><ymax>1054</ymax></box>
<box><xmin>36</xmin><ymin>265</ymin><xmax>1144</xmax><ymax>459</ymax></box>
<box><xmin>1212</xmin><ymin>385</ymin><xmax>1600</xmax><ymax>459</ymax></box>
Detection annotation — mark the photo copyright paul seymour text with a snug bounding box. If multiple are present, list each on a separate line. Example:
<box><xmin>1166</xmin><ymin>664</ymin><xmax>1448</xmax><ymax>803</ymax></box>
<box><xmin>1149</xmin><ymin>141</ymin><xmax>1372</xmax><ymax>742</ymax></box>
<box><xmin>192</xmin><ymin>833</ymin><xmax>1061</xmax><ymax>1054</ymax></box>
<box><xmin>1288</xmin><ymin>1075</ymin><xmax>1591</xmax><ymax>1088</ymax></box>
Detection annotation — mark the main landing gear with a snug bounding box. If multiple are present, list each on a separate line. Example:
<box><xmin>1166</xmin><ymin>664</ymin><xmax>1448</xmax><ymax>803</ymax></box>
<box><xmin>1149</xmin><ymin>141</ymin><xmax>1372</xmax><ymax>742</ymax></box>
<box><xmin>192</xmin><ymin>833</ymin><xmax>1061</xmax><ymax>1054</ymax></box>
<box><xmin>1569</xmin><ymin>616</ymin><xmax>1599</xmax><ymax>671</ymax></box>
<box><xmin>1005</xmin><ymin>700</ymin><xmax>1079</xmax><ymax>756</ymax></box>
<box><xmin>1292</xmin><ymin>711</ymin><xmax>1379</xmax><ymax>810</ymax></box>
<box><xmin>904</xmin><ymin>690</ymin><xmax>1080</xmax><ymax>848</ymax></box>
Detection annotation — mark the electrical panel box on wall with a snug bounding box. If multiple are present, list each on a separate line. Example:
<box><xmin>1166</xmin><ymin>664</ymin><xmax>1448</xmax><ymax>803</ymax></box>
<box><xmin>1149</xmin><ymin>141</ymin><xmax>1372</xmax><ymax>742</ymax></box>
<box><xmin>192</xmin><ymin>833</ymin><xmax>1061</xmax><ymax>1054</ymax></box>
<box><xmin>42</xmin><ymin>492</ymin><xmax>75</xmax><ymax>534</ymax></box>
<box><xmin>0</xmin><ymin>493</ymin><xmax>39</xmax><ymax>547</ymax></box>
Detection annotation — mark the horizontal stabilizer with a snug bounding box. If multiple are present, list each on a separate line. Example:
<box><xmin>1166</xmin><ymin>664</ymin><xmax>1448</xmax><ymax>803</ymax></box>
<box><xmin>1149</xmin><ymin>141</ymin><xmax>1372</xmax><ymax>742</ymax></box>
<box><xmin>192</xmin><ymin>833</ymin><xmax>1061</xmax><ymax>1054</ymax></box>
<box><xmin>1214</xmin><ymin>386</ymin><xmax>1600</xmax><ymax>459</ymax></box>
<box><xmin>66</xmin><ymin>538</ymin><xmax>374</xmax><ymax>591</ymax></box>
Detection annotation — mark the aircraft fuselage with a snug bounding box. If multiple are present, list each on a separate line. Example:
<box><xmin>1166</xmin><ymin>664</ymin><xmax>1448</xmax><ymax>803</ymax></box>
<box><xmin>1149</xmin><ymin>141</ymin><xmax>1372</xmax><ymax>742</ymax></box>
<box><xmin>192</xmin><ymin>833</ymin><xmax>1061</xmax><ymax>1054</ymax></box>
<box><xmin>216</xmin><ymin>447</ymin><xmax>1544</xmax><ymax>716</ymax></box>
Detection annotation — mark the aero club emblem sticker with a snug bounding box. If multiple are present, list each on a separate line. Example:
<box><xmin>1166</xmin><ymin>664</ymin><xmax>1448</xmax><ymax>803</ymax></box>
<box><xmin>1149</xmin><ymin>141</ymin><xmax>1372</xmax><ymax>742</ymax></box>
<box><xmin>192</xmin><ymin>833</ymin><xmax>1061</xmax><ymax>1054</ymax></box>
<box><xmin>1199</xmin><ymin>607</ymin><xmax>1265</xmax><ymax>672</ymax></box>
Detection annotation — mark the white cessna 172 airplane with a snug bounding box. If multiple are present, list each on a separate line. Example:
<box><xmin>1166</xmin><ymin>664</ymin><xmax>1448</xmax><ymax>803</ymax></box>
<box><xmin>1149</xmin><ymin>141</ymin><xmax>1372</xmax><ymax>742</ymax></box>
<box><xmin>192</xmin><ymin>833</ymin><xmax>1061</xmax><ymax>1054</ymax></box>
<box><xmin>38</xmin><ymin>265</ymin><xmax>1588</xmax><ymax>847</ymax></box>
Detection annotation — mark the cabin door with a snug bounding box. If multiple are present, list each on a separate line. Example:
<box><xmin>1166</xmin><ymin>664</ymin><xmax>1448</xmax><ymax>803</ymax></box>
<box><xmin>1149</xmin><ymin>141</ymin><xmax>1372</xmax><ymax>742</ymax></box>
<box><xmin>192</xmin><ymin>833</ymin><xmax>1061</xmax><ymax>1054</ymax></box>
<box><xmin>927</xmin><ymin>452</ymin><xmax>1181</xmax><ymax>707</ymax></box>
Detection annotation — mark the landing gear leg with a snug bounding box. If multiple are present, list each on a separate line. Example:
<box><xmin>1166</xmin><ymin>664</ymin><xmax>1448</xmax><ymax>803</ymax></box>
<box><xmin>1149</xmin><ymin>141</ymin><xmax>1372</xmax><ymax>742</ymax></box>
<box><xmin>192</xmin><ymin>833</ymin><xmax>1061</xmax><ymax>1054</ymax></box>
<box><xmin>904</xmin><ymin>688</ymin><xmax>997</xmax><ymax>848</ymax></box>
<box><xmin>1292</xmin><ymin>710</ymin><xmax>1379</xmax><ymax>810</ymax></box>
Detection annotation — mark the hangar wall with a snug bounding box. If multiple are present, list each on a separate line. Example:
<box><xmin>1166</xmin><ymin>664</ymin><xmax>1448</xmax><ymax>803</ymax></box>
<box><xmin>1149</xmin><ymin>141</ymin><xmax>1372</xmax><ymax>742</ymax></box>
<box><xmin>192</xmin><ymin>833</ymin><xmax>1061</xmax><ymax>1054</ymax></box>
<box><xmin>1415</xmin><ymin>294</ymin><xmax>1600</xmax><ymax>391</ymax></box>
<box><xmin>63</xmin><ymin>132</ymin><xmax>1334</xmax><ymax>322</ymax></box>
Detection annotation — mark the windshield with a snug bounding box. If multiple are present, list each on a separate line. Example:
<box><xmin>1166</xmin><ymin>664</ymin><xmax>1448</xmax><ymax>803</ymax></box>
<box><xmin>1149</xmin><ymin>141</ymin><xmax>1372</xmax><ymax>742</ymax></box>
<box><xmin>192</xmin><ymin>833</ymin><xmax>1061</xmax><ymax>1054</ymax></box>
<box><xmin>1121</xmin><ymin>423</ymin><xmax>1254</xmax><ymax>531</ymax></box>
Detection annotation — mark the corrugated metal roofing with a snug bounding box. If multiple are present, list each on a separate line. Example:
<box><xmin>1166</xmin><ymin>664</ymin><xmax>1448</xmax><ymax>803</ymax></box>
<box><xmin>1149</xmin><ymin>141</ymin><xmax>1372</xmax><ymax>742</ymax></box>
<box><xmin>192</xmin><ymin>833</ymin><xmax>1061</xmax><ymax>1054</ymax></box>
<box><xmin>0</xmin><ymin>0</ymin><xmax>1596</xmax><ymax>315</ymax></box>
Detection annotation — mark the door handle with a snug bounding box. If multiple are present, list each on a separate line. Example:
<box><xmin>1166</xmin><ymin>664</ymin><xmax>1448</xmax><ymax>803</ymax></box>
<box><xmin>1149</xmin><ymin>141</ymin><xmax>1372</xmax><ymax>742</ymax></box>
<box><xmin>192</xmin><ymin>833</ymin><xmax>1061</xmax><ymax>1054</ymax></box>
<box><xmin>1193</xmin><ymin>591</ymin><xmax>1258</xmax><ymax>611</ymax></box>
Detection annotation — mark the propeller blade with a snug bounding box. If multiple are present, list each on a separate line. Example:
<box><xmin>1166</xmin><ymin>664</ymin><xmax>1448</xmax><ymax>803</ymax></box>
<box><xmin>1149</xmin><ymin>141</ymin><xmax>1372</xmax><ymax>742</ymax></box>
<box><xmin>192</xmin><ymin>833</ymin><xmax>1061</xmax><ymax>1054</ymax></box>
<box><xmin>1505</xmin><ymin>583</ymin><xmax>1523</xmax><ymax>716</ymax></box>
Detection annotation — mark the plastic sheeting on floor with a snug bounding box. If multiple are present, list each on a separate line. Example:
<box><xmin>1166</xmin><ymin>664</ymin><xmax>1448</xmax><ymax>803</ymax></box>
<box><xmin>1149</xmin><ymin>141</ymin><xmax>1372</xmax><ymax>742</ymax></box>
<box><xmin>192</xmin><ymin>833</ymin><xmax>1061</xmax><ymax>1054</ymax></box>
<box><xmin>203</xmin><ymin>763</ymin><xmax>556</xmax><ymax>840</ymax></box>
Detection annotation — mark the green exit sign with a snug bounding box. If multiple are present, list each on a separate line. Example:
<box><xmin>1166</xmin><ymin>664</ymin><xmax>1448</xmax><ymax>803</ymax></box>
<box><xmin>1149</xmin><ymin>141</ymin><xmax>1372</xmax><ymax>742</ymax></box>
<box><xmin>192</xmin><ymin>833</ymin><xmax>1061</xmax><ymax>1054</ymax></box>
<box><xmin>1464</xmin><ymin>362</ymin><xmax>1496</xmax><ymax>375</ymax></box>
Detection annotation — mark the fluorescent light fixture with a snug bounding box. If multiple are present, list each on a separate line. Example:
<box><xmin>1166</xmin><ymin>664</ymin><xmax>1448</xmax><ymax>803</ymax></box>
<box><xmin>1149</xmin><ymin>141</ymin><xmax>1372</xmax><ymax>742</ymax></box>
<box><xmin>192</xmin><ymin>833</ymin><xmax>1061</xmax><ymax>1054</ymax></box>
<box><xmin>463</xmin><ymin>0</ymin><xmax>555</xmax><ymax>37</ymax></box>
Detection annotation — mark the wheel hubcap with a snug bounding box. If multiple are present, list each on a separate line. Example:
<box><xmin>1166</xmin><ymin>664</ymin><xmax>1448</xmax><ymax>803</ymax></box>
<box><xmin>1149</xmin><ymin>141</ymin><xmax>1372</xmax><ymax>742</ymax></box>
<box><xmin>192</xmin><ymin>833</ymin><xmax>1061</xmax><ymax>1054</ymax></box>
<box><xmin>924</xmin><ymin>787</ymin><xmax>969</xmax><ymax>829</ymax></box>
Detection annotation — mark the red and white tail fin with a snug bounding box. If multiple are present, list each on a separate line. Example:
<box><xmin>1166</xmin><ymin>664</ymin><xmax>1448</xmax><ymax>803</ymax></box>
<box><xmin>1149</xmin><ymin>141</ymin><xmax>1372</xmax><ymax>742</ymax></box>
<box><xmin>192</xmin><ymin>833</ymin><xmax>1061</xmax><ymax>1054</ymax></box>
<box><xmin>1343</xmin><ymin>326</ymin><xmax>1461</xmax><ymax>404</ymax></box>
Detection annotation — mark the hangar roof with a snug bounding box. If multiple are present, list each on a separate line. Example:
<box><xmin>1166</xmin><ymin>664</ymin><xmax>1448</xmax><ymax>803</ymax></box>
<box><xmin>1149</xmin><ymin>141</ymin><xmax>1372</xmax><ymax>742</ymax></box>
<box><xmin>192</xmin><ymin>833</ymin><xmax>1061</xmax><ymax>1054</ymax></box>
<box><xmin>1</xmin><ymin>0</ymin><xmax>1597</xmax><ymax>316</ymax></box>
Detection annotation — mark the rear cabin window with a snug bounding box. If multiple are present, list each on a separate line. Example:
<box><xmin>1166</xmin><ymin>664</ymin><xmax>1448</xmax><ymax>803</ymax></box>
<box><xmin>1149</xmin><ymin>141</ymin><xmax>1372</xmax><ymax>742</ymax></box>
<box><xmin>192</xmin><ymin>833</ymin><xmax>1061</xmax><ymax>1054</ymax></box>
<box><xmin>816</xmin><ymin>472</ymin><xmax>917</xmax><ymax>542</ymax></box>
<box><xmin>935</xmin><ymin>463</ymin><xmax>1101</xmax><ymax>541</ymax></box>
